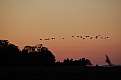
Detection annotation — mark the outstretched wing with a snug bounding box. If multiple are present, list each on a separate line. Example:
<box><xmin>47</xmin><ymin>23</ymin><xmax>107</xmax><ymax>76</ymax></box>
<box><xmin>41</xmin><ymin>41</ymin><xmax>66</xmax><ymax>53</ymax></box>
<box><xmin>105</xmin><ymin>54</ymin><xmax>112</xmax><ymax>66</ymax></box>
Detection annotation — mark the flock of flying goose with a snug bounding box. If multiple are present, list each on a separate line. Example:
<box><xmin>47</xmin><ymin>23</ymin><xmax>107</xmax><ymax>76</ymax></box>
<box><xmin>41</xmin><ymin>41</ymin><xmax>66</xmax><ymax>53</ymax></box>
<box><xmin>40</xmin><ymin>35</ymin><xmax>109</xmax><ymax>41</ymax></box>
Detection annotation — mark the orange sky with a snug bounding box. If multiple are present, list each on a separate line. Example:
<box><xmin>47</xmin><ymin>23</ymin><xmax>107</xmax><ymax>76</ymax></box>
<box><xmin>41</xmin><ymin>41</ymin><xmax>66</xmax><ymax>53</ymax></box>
<box><xmin>0</xmin><ymin>0</ymin><xmax>121</xmax><ymax>65</ymax></box>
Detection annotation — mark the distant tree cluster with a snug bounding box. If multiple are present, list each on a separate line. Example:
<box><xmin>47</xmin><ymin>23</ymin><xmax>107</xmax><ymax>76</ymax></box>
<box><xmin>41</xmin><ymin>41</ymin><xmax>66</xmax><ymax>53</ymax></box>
<box><xmin>55</xmin><ymin>58</ymin><xmax>91</xmax><ymax>66</ymax></box>
<box><xmin>0</xmin><ymin>40</ymin><xmax>91</xmax><ymax>66</ymax></box>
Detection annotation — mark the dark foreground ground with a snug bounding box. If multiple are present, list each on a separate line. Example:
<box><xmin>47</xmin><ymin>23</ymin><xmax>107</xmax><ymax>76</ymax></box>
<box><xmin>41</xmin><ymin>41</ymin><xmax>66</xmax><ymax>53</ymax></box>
<box><xmin>0</xmin><ymin>66</ymin><xmax>121</xmax><ymax>80</ymax></box>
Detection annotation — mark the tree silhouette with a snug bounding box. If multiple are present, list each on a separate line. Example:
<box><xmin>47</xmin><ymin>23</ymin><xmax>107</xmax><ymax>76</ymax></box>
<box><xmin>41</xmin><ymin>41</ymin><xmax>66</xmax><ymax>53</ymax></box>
<box><xmin>62</xmin><ymin>58</ymin><xmax>91</xmax><ymax>66</ymax></box>
<box><xmin>0</xmin><ymin>40</ymin><xmax>92</xmax><ymax>66</ymax></box>
<box><xmin>0</xmin><ymin>40</ymin><xmax>20</xmax><ymax>66</ymax></box>
<box><xmin>79</xmin><ymin>58</ymin><xmax>92</xmax><ymax>66</ymax></box>
<box><xmin>20</xmin><ymin>44</ymin><xmax>56</xmax><ymax>66</ymax></box>
<box><xmin>39</xmin><ymin>47</ymin><xmax>56</xmax><ymax>65</ymax></box>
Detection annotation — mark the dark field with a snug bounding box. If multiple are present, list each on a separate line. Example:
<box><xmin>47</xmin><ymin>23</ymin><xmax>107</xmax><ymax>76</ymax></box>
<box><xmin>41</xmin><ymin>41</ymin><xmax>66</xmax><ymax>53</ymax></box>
<box><xmin>0</xmin><ymin>66</ymin><xmax>121</xmax><ymax>80</ymax></box>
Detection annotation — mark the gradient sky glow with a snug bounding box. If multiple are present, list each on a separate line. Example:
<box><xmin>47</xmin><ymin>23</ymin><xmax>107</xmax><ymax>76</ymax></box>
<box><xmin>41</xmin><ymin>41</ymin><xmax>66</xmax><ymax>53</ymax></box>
<box><xmin>0</xmin><ymin>0</ymin><xmax>121</xmax><ymax>65</ymax></box>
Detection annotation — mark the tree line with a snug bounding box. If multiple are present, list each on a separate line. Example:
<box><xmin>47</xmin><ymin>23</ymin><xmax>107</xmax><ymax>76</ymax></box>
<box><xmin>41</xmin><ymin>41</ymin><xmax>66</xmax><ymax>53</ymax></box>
<box><xmin>0</xmin><ymin>40</ymin><xmax>91</xmax><ymax>66</ymax></box>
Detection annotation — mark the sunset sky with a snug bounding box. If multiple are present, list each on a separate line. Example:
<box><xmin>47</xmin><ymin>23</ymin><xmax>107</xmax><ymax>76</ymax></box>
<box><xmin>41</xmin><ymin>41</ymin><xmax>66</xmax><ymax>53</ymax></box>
<box><xmin>0</xmin><ymin>0</ymin><xmax>121</xmax><ymax>65</ymax></box>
